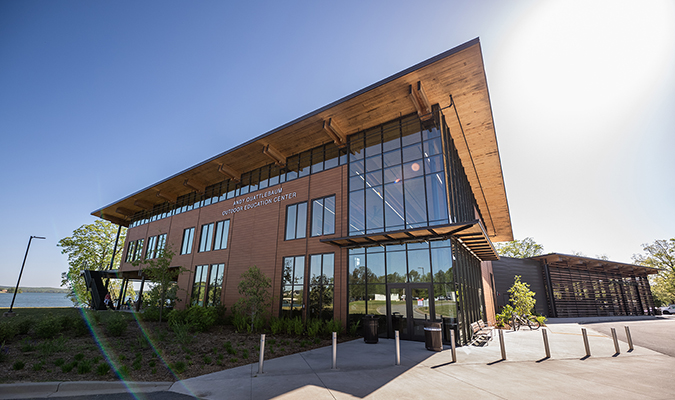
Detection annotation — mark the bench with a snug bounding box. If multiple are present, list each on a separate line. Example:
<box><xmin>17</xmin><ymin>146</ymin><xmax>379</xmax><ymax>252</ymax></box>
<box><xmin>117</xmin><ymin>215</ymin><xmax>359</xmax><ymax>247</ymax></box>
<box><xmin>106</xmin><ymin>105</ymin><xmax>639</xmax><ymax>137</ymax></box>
<box><xmin>469</xmin><ymin>320</ymin><xmax>494</xmax><ymax>346</ymax></box>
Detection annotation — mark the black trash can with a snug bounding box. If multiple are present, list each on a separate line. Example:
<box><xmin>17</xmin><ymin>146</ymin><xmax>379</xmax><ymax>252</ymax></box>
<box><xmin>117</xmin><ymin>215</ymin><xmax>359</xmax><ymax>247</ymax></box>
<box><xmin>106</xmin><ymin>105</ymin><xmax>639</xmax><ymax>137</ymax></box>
<box><xmin>424</xmin><ymin>321</ymin><xmax>443</xmax><ymax>351</ymax></box>
<box><xmin>363</xmin><ymin>314</ymin><xmax>379</xmax><ymax>344</ymax></box>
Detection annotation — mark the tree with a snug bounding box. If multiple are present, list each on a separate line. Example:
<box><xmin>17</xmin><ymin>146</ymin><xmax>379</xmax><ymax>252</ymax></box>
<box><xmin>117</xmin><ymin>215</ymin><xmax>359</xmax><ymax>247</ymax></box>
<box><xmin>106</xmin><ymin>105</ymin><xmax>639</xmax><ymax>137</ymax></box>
<box><xmin>508</xmin><ymin>275</ymin><xmax>536</xmax><ymax>316</ymax></box>
<box><xmin>633</xmin><ymin>238</ymin><xmax>675</xmax><ymax>306</ymax></box>
<box><xmin>132</xmin><ymin>244</ymin><xmax>184</xmax><ymax>323</ymax></box>
<box><xmin>494</xmin><ymin>237</ymin><xmax>544</xmax><ymax>258</ymax></box>
<box><xmin>233</xmin><ymin>266</ymin><xmax>272</xmax><ymax>332</ymax></box>
<box><xmin>58</xmin><ymin>220</ymin><xmax>126</xmax><ymax>307</ymax></box>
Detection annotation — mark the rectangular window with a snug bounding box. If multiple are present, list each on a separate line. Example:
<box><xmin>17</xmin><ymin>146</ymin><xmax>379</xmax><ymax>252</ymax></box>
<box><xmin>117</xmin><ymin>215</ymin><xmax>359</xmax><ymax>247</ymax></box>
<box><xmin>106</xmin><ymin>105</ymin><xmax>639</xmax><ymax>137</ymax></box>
<box><xmin>207</xmin><ymin>264</ymin><xmax>225</xmax><ymax>307</ymax></box>
<box><xmin>156</xmin><ymin>234</ymin><xmax>167</xmax><ymax>257</ymax></box>
<box><xmin>181</xmin><ymin>227</ymin><xmax>195</xmax><ymax>255</ymax></box>
<box><xmin>145</xmin><ymin>236</ymin><xmax>157</xmax><ymax>260</ymax></box>
<box><xmin>213</xmin><ymin>220</ymin><xmax>230</xmax><ymax>250</ymax></box>
<box><xmin>285</xmin><ymin>202</ymin><xmax>307</xmax><ymax>240</ymax></box>
<box><xmin>311</xmin><ymin>195</ymin><xmax>336</xmax><ymax>237</ymax></box>
<box><xmin>281</xmin><ymin>256</ymin><xmax>305</xmax><ymax>318</ymax></box>
<box><xmin>199</xmin><ymin>223</ymin><xmax>214</xmax><ymax>252</ymax></box>
<box><xmin>125</xmin><ymin>241</ymin><xmax>136</xmax><ymax>263</ymax></box>
<box><xmin>308</xmin><ymin>253</ymin><xmax>335</xmax><ymax>320</ymax></box>
<box><xmin>133</xmin><ymin>239</ymin><xmax>144</xmax><ymax>262</ymax></box>
<box><xmin>192</xmin><ymin>265</ymin><xmax>208</xmax><ymax>306</ymax></box>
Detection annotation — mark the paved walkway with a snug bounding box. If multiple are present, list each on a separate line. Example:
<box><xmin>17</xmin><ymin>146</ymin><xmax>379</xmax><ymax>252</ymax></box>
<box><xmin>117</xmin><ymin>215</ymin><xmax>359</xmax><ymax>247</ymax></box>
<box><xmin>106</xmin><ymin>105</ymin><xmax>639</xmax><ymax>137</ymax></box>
<box><xmin>2</xmin><ymin>318</ymin><xmax>674</xmax><ymax>399</ymax></box>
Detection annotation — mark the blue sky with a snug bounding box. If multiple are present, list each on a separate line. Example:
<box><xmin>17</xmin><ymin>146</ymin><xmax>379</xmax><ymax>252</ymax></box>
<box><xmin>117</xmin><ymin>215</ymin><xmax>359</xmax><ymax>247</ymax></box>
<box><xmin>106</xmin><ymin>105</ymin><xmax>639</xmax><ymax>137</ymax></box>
<box><xmin>1</xmin><ymin>0</ymin><xmax>674</xmax><ymax>287</ymax></box>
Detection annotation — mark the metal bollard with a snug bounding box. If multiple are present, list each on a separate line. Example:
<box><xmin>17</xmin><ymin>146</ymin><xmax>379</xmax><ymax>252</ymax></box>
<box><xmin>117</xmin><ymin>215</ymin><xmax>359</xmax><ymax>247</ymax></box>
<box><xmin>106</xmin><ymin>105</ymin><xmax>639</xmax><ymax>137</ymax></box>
<box><xmin>611</xmin><ymin>328</ymin><xmax>620</xmax><ymax>354</ymax></box>
<box><xmin>625</xmin><ymin>326</ymin><xmax>634</xmax><ymax>351</ymax></box>
<box><xmin>498</xmin><ymin>329</ymin><xmax>506</xmax><ymax>360</ymax></box>
<box><xmin>395</xmin><ymin>330</ymin><xmax>401</xmax><ymax>365</ymax></box>
<box><xmin>542</xmin><ymin>328</ymin><xmax>551</xmax><ymax>359</ymax></box>
<box><xmin>450</xmin><ymin>330</ymin><xmax>457</xmax><ymax>363</ymax></box>
<box><xmin>332</xmin><ymin>332</ymin><xmax>337</xmax><ymax>369</ymax></box>
<box><xmin>258</xmin><ymin>334</ymin><xmax>265</xmax><ymax>374</ymax></box>
<box><xmin>581</xmin><ymin>328</ymin><xmax>591</xmax><ymax>357</ymax></box>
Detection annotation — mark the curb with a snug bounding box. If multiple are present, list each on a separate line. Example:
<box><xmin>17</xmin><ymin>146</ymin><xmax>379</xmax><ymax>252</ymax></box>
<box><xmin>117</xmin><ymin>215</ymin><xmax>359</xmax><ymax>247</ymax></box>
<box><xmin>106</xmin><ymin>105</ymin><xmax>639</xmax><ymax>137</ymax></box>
<box><xmin>0</xmin><ymin>381</ymin><xmax>173</xmax><ymax>399</ymax></box>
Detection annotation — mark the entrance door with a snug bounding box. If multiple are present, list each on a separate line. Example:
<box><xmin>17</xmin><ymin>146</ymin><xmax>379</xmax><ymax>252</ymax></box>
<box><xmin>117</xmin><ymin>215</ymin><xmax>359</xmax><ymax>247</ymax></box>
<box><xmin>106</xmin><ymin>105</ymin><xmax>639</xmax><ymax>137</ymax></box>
<box><xmin>387</xmin><ymin>283</ymin><xmax>434</xmax><ymax>341</ymax></box>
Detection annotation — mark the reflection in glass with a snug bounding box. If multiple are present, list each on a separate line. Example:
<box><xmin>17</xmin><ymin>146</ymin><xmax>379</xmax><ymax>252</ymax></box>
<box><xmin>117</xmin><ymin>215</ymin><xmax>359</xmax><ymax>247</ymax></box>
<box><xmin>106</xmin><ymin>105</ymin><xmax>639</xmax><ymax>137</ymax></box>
<box><xmin>404</xmin><ymin>177</ymin><xmax>427</xmax><ymax>228</ymax></box>
<box><xmin>408</xmin><ymin>249</ymin><xmax>431</xmax><ymax>283</ymax></box>
<box><xmin>386</xmin><ymin>250</ymin><xmax>407</xmax><ymax>283</ymax></box>
<box><xmin>368</xmin><ymin>284</ymin><xmax>386</xmax><ymax>315</ymax></box>
<box><xmin>367</xmin><ymin>252</ymin><xmax>385</xmax><ymax>283</ymax></box>
<box><xmin>389</xmin><ymin>287</ymin><xmax>407</xmax><ymax>335</ymax></box>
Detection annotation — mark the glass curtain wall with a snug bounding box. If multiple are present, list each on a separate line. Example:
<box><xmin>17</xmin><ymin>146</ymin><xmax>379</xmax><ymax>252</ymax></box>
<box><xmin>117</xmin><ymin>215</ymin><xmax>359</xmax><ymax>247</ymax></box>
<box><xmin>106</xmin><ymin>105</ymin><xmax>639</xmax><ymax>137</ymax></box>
<box><xmin>348</xmin><ymin>240</ymin><xmax>454</xmax><ymax>337</ymax></box>
<box><xmin>348</xmin><ymin>114</ymin><xmax>449</xmax><ymax>236</ymax></box>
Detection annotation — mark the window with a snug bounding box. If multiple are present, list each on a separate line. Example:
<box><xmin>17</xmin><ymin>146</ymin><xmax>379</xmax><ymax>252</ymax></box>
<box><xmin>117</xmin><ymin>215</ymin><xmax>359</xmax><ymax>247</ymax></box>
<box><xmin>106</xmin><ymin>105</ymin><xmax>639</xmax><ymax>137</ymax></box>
<box><xmin>311</xmin><ymin>195</ymin><xmax>336</xmax><ymax>237</ymax></box>
<box><xmin>192</xmin><ymin>265</ymin><xmax>208</xmax><ymax>306</ymax></box>
<box><xmin>125</xmin><ymin>241</ymin><xmax>136</xmax><ymax>263</ymax></box>
<box><xmin>156</xmin><ymin>234</ymin><xmax>167</xmax><ymax>257</ymax></box>
<box><xmin>145</xmin><ymin>236</ymin><xmax>157</xmax><ymax>260</ymax></box>
<box><xmin>199</xmin><ymin>223</ymin><xmax>214</xmax><ymax>252</ymax></box>
<box><xmin>133</xmin><ymin>239</ymin><xmax>144</xmax><ymax>262</ymax></box>
<box><xmin>285</xmin><ymin>202</ymin><xmax>307</xmax><ymax>240</ymax></box>
<box><xmin>192</xmin><ymin>263</ymin><xmax>226</xmax><ymax>307</ymax></box>
<box><xmin>281</xmin><ymin>256</ymin><xmax>305</xmax><ymax>318</ymax></box>
<box><xmin>213</xmin><ymin>220</ymin><xmax>230</xmax><ymax>250</ymax></box>
<box><xmin>181</xmin><ymin>227</ymin><xmax>195</xmax><ymax>255</ymax></box>
<box><xmin>308</xmin><ymin>253</ymin><xmax>334</xmax><ymax>320</ymax></box>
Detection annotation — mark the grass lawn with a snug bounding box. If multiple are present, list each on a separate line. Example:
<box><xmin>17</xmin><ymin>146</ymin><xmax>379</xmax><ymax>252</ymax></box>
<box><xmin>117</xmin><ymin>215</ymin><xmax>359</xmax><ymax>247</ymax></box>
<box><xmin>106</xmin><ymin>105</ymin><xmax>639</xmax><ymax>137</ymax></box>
<box><xmin>0</xmin><ymin>307</ymin><xmax>352</xmax><ymax>384</ymax></box>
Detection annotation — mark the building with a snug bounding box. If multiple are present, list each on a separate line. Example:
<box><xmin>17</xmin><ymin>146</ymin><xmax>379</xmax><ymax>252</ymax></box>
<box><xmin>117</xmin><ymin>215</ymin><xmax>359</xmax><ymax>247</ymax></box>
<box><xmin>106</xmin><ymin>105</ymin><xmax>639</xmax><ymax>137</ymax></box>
<box><xmin>490</xmin><ymin>254</ymin><xmax>658</xmax><ymax>318</ymax></box>
<box><xmin>91</xmin><ymin>38</ymin><xmax>513</xmax><ymax>344</ymax></box>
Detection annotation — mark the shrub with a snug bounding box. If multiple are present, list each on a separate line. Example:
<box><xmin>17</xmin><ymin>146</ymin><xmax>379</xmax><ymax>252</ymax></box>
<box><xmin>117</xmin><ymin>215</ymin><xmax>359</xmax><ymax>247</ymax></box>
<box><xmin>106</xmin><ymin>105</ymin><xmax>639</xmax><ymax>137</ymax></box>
<box><xmin>170</xmin><ymin>360</ymin><xmax>186</xmax><ymax>374</ymax></box>
<box><xmin>74</xmin><ymin>353</ymin><xmax>85</xmax><ymax>361</ymax></box>
<box><xmin>105</xmin><ymin>313</ymin><xmax>127</xmax><ymax>337</ymax></box>
<box><xmin>241</xmin><ymin>349</ymin><xmax>249</xmax><ymax>359</ymax></box>
<box><xmin>54</xmin><ymin>358</ymin><xmax>65</xmax><ymax>366</ymax></box>
<box><xmin>535</xmin><ymin>315</ymin><xmax>547</xmax><ymax>326</ymax></box>
<box><xmin>348</xmin><ymin>320</ymin><xmax>360</xmax><ymax>337</ymax></box>
<box><xmin>20</xmin><ymin>338</ymin><xmax>35</xmax><ymax>352</ymax></box>
<box><xmin>39</xmin><ymin>336</ymin><xmax>66</xmax><ymax>355</ymax></box>
<box><xmin>231</xmin><ymin>266</ymin><xmax>272</xmax><ymax>333</ymax></box>
<box><xmin>0</xmin><ymin>342</ymin><xmax>9</xmax><ymax>363</ymax></box>
<box><xmin>61</xmin><ymin>362</ymin><xmax>75</xmax><ymax>373</ymax></box>
<box><xmin>118</xmin><ymin>365</ymin><xmax>130</xmax><ymax>378</ymax></box>
<box><xmin>17</xmin><ymin>318</ymin><xmax>33</xmax><ymax>335</ymax></box>
<box><xmin>13</xmin><ymin>360</ymin><xmax>25</xmax><ymax>370</ymax></box>
<box><xmin>223</xmin><ymin>341</ymin><xmax>236</xmax><ymax>355</ymax></box>
<box><xmin>171</xmin><ymin>320</ymin><xmax>193</xmax><ymax>345</ymax></box>
<box><xmin>35</xmin><ymin>315</ymin><xmax>61</xmax><ymax>339</ymax></box>
<box><xmin>269</xmin><ymin>317</ymin><xmax>284</xmax><ymax>335</ymax></box>
<box><xmin>32</xmin><ymin>361</ymin><xmax>44</xmax><ymax>371</ymax></box>
<box><xmin>324</xmin><ymin>319</ymin><xmax>343</xmax><ymax>336</ymax></box>
<box><xmin>287</xmin><ymin>317</ymin><xmax>303</xmax><ymax>335</ymax></box>
<box><xmin>306</xmin><ymin>319</ymin><xmax>322</xmax><ymax>337</ymax></box>
<box><xmin>0</xmin><ymin>323</ymin><xmax>18</xmax><ymax>343</ymax></box>
<box><xmin>495</xmin><ymin>305</ymin><xmax>514</xmax><ymax>328</ymax></box>
<box><xmin>231</xmin><ymin>312</ymin><xmax>248</xmax><ymax>333</ymax></box>
<box><xmin>58</xmin><ymin>314</ymin><xmax>74</xmax><ymax>332</ymax></box>
<box><xmin>77</xmin><ymin>360</ymin><xmax>92</xmax><ymax>374</ymax></box>
<box><xmin>168</xmin><ymin>306</ymin><xmax>218</xmax><ymax>332</ymax></box>
<box><xmin>96</xmin><ymin>362</ymin><xmax>110</xmax><ymax>376</ymax></box>
<box><xmin>72</xmin><ymin>318</ymin><xmax>90</xmax><ymax>337</ymax></box>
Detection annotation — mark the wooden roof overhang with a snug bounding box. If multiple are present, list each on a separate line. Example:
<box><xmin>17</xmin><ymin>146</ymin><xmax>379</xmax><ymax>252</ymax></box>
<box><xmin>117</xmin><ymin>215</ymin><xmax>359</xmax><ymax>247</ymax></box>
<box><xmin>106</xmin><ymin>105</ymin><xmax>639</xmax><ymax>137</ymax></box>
<box><xmin>92</xmin><ymin>38</ymin><xmax>513</xmax><ymax>241</ymax></box>
<box><xmin>529</xmin><ymin>253</ymin><xmax>659</xmax><ymax>278</ymax></box>
<box><xmin>320</xmin><ymin>219</ymin><xmax>499</xmax><ymax>261</ymax></box>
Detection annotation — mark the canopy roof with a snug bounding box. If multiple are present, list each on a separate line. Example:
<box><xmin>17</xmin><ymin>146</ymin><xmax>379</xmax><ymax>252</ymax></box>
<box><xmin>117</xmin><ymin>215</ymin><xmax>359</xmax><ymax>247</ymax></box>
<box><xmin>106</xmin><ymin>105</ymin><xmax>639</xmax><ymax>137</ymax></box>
<box><xmin>92</xmin><ymin>38</ymin><xmax>513</xmax><ymax>242</ymax></box>
<box><xmin>321</xmin><ymin>219</ymin><xmax>498</xmax><ymax>261</ymax></box>
<box><xmin>528</xmin><ymin>253</ymin><xmax>659</xmax><ymax>277</ymax></box>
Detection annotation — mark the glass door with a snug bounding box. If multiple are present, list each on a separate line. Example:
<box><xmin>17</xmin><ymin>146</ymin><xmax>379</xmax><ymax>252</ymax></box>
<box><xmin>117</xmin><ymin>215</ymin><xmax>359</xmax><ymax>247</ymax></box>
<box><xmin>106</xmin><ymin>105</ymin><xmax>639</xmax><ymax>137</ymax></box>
<box><xmin>387</xmin><ymin>283</ymin><xmax>434</xmax><ymax>341</ymax></box>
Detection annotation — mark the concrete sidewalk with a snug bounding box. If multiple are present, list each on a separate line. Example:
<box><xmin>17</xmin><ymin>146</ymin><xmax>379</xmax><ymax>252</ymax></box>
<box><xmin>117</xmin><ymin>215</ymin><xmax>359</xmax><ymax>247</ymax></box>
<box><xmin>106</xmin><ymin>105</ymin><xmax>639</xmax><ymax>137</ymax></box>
<box><xmin>2</xmin><ymin>321</ymin><xmax>673</xmax><ymax>399</ymax></box>
<box><xmin>169</xmin><ymin>322</ymin><xmax>673</xmax><ymax>399</ymax></box>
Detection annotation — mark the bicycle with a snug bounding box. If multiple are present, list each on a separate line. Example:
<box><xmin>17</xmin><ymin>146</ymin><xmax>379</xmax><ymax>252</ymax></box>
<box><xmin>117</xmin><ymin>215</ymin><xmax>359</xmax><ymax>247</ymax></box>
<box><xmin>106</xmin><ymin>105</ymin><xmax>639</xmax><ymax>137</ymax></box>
<box><xmin>511</xmin><ymin>312</ymin><xmax>541</xmax><ymax>331</ymax></box>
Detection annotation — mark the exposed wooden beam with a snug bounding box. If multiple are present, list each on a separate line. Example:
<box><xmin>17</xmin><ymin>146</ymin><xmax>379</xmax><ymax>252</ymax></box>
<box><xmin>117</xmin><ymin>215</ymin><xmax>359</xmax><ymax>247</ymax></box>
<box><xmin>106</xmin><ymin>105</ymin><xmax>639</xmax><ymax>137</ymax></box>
<box><xmin>409</xmin><ymin>81</ymin><xmax>432</xmax><ymax>121</ymax></box>
<box><xmin>115</xmin><ymin>207</ymin><xmax>136</xmax><ymax>217</ymax></box>
<box><xmin>262</xmin><ymin>144</ymin><xmax>286</xmax><ymax>167</ymax></box>
<box><xmin>156</xmin><ymin>190</ymin><xmax>177</xmax><ymax>203</ymax></box>
<box><xmin>183</xmin><ymin>178</ymin><xmax>205</xmax><ymax>193</ymax></box>
<box><xmin>133</xmin><ymin>199</ymin><xmax>154</xmax><ymax>210</ymax></box>
<box><xmin>217</xmin><ymin>163</ymin><xmax>241</xmax><ymax>182</ymax></box>
<box><xmin>322</xmin><ymin>118</ymin><xmax>346</xmax><ymax>147</ymax></box>
<box><xmin>101</xmin><ymin>214</ymin><xmax>128</xmax><ymax>226</ymax></box>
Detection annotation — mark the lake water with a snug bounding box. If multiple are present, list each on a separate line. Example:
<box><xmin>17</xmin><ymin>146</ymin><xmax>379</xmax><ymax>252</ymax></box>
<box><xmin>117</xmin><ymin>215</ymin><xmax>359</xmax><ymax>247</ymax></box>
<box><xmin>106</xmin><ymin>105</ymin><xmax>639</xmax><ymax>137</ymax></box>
<box><xmin>0</xmin><ymin>292</ymin><xmax>75</xmax><ymax>308</ymax></box>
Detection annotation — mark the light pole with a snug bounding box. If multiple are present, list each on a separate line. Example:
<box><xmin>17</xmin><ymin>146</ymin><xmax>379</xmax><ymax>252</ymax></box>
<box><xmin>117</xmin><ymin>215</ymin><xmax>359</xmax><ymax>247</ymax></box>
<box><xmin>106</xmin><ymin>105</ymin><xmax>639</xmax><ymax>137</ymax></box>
<box><xmin>4</xmin><ymin>235</ymin><xmax>46</xmax><ymax>317</ymax></box>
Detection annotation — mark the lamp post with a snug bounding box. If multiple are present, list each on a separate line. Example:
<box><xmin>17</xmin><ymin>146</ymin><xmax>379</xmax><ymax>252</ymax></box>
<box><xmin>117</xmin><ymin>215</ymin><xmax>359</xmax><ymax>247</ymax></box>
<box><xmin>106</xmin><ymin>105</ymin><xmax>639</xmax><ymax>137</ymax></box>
<box><xmin>4</xmin><ymin>235</ymin><xmax>46</xmax><ymax>317</ymax></box>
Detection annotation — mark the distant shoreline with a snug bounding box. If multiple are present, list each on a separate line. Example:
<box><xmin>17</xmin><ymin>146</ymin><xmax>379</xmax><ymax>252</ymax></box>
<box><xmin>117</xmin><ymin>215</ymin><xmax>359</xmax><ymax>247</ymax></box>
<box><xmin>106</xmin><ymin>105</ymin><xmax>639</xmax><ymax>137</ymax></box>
<box><xmin>0</xmin><ymin>286</ymin><xmax>69</xmax><ymax>294</ymax></box>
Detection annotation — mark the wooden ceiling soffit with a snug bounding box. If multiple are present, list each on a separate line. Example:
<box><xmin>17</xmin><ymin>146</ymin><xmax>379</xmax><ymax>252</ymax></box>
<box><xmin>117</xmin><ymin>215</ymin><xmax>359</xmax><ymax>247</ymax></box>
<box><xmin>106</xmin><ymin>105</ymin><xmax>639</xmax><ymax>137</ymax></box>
<box><xmin>115</xmin><ymin>207</ymin><xmax>136</xmax><ymax>217</ymax></box>
<box><xmin>133</xmin><ymin>199</ymin><xmax>154</xmax><ymax>210</ymax></box>
<box><xmin>409</xmin><ymin>81</ymin><xmax>433</xmax><ymax>121</ymax></box>
<box><xmin>322</xmin><ymin>118</ymin><xmax>347</xmax><ymax>147</ymax></box>
<box><xmin>156</xmin><ymin>190</ymin><xmax>177</xmax><ymax>203</ymax></box>
<box><xmin>218</xmin><ymin>163</ymin><xmax>241</xmax><ymax>182</ymax></box>
<box><xmin>183</xmin><ymin>178</ymin><xmax>205</xmax><ymax>193</ymax></box>
<box><xmin>101</xmin><ymin>214</ymin><xmax>128</xmax><ymax>226</ymax></box>
<box><xmin>262</xmin><ymin>144</ymin><xmax>286</xmax><ymax>167</ymax></box>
